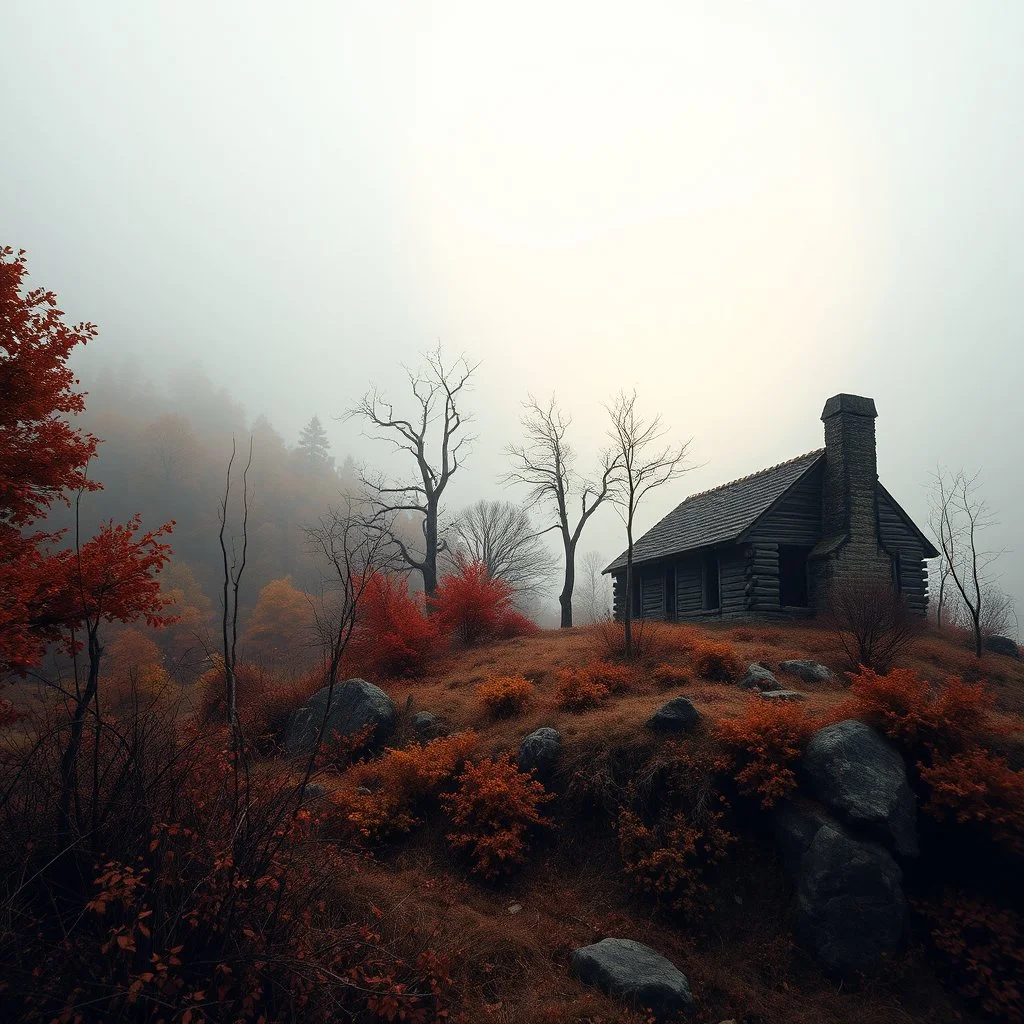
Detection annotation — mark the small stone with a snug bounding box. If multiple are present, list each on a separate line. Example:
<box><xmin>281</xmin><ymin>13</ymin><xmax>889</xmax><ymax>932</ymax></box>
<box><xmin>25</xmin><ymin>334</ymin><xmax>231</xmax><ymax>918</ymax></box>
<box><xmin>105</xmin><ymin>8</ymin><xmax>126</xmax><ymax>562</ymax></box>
<box><xmin>779</xmin><ymin>659</ymin><xmax>831</xmax><ymax>683</ymax></box>
<box><xmin>355</xmin><ymin>785</ymin><xmax>372</xmax><ymax>796</ymax></box>
<box><xmin>739</xmin><ymin>663</ymin><xmax>780</xmax><ymax>690</ymax></box>
<box><xmin>508</xmin><ymin>903</ymin><xmax>522</xmax><ymax>915</ymax></box>
<box><xmin>758</xmin><ymin>689</ymin><xmax>806</xmax><ymax>701</ymax></box>
<box><xmin>572</xmin><ymin>938</ymin><xmax>694</xmax><ymax>1019</ymax></box>
<box><xmin>646</xmin><ymin>696</ymin><xmax>701</xmax><ymax>732</ymax></box>
<box><xmin>301</xmin><ymin>782</ymin><xmax>326</xmax><ymax>800</ymax></box>
<box><xmin>412</xmin><ymin>710</ymin><xmax>440</xmax><ymax>734</ymax></box>
<box><xmin>518</xmin><ymin>727</ymin><xmax>562</xmax><ymax>784</ymax></box>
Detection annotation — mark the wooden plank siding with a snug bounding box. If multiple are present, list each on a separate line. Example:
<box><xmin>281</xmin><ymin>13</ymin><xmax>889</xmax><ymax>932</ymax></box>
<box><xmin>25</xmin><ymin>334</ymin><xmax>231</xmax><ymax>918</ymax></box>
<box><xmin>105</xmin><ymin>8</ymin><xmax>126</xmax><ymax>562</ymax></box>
<box><xmin>744</xmin><ymin>463</ymin><xmax>823</xmax><ymax>546</ymax></box>
<box><xmin>676</xmin><ymin>557</ymin><xmax>703</xmax><ymax>616</ymax></box>
<box><xmin>877</xmin><ymin>490</ymin><xmax>929</xmax><ymax>614</ymax></box>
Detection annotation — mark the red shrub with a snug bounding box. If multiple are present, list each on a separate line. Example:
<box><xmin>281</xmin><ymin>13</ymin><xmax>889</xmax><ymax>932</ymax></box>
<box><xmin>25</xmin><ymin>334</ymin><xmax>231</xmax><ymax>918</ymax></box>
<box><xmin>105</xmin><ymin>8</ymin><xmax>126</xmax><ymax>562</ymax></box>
<box><xmin>348</xmin><ymin>572</ymin><xmax>441</xmax><ymax>677</ymax></box>
<box><xmin>691</xmin><ymin>639</ymin><xmax>742</xmax><ymax>682</ymax></box>
<box><xmin>846</xmin><ymin>666</ymin><xmax>994</xmax><ymax>753</ymax></box>
<box><xmin>330</xmin><ymin>731</ymin><xmax>479</xmax><ymax>842</ymax></box>
<box><xmin>555</xmin><ymin>669</ymin><xmax>609</xmax><ymax>711</ymax></box>
<box><xmin>441</xmin><ymin>754</ymin><xmax>554</xmax><ymax>878</ymax></box>
<box><xmin>432</xmin><ymin>561</ymin><xmax>533</xmax><ymax>645</ymax></box>
<box><xmin>651</xmin><ymin>663</ymin><xmax>693</xmax><ymax>689</ymax></box>
<box><xmin>617</xmin><ymin>804</ymin><xmax>735</xmax><ymax>919</ymax></box>
<box><xmin>918</xmin><ymin>892</ymin><xmax>1024</xmax><ymax>1023</ymax></box>
<box><xmin>919</xmin><ymin>748</ymin><xmax>1024</xmax><ymax>857</ymax></box>
<box><xmin>476</xmin><ymin>674</ymin><xmax>535</xmax><ymax>718</ymax></box>
<box><xmin>716</xmin><ymin>698</ymin><xmax>815</xmax><ymax>808</ymax></box>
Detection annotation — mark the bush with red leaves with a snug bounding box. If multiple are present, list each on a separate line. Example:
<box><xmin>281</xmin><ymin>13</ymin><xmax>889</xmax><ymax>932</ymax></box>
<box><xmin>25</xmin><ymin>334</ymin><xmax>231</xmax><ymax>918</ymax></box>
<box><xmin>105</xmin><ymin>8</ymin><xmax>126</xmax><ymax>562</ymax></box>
<box><xmin>476</xmin><ymin>675</ymin><xmax>535</xmax><ymax>718</ymax></box>
<box><xmin>690</xmin><ymin>639</ymin><xmax>742</xmax><ymax>682</ymax></box>
<box><xmin>441</xmin><ymin>754</ymin><xmax>554</xmax><ymax>878</ymax></box>
<box><xmin>716</xmin><ymin>698</ymin><xmax>815</xmax><ymax>808</ymax></box>
<box><xmin>554</xmin><ymin>669</ymin><xmax>609</xmax><ymax>711</ymax></box>
<box><xmin>431</xmin><ymin>562</ymin><xmax>535</xmax><ymax>646</ymax></box>
<box><xmin>347</xmin><ymin>572</ymin><xmax>441</xmax><ymax>677</ymax></box>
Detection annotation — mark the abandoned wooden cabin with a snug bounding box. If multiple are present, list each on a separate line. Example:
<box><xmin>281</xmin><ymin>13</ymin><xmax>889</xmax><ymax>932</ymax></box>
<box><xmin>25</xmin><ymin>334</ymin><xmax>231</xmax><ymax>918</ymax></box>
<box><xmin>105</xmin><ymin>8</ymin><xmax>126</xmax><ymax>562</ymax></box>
<box><xmin>604</xmin><ymin>393</ymin><xmax>938</xmax><ymax>621</ymax></box>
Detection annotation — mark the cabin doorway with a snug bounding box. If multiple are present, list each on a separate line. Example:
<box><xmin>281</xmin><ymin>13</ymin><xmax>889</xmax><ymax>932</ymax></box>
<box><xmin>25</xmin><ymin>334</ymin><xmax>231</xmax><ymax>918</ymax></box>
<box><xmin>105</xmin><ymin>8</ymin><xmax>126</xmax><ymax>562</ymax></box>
<box><xmin>702</xmin><ymin>553</ymin><xmax>720</xmax><ymax>610</ymax></box>
<box><xmin>779</xmin><ymin>545</ymin><xmax>811</xmax><ymax>607</ymax></box>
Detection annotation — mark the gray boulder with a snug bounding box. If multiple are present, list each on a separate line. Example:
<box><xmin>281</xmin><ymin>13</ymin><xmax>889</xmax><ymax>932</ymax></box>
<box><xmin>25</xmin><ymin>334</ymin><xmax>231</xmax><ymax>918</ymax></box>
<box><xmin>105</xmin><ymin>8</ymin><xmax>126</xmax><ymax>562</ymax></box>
<box><xmin>771</xmin><ymin>800</ymin><xmax>829</xmax><ymax>876</ymax></box>
<box><xmin>984</xmin><ymin>635</ymin><xmax>1021</xmax><ymax>659</ymax></box>
<box><xmin>412</xmin><ymin>711</ymin><xmax>440</xmax><ymax>736</ymax></box>
<box><xmin>646</xmin><ymin>696</ymin><xmax>700</xmax><ymax>733</ymax></box>
<box><xmin>518</xmin><ymin>727</ymin><xmax>562</xmax><ymax>784</ymax></box>
<box><xmin>571</xmin><ymin>938</ymin><xmax>694</xmax><ymax>1018</ymax></box>
<box><xmin>758</xmin><ymin>689</ymin><xmax>806</xmax><ymax>702</ymax></box>
<box><xmin>779</xmin><ymin>659</ymin><xmax>832</xmax><ymax>683</ymax></box>
<box><xmin>739</xmin><ymin>663</ymin><xmax>781</xmax><ymax>691</ymax></box>
<box><xmin>284</xmin><ymin>678</ymin><xmax>396</xmax><ymax>756</ymax></box>
<box><xmin>796</xmin><ymin>822</ymin><xmax>906</xmax><ymax>976</ymax></box>
<box><xmin>803</xmin><ymin>720</ymin><xmax>918</xmax><ymax>856</ymax></box>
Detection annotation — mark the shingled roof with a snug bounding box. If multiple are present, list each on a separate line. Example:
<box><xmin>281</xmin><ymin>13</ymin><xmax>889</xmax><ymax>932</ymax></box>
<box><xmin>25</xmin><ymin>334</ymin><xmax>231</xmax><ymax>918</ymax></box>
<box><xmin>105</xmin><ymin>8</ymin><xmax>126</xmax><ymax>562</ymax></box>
<box><xmin>604</xmin><ymin>450</ymin><xmax>825</xmax><ymax>573</ymax></box>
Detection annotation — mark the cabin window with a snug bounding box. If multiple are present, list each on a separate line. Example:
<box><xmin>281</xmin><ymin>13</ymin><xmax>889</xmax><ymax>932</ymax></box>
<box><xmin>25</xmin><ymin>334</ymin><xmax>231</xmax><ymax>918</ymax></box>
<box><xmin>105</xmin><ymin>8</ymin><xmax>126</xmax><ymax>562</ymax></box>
<box><xmin>779</xmin><ymin>545</ymin><xmax>811</xmax><ymax>607</ymax></box>
<box><xmin>892</xmin><ymin>552</ymin><xmax>903</xmax><ymax>593</ymax></box>
<box><xmin>702</xmin><ymin>553</ymin><xmax>720</xmax><ymax>610</ymax></box>
<box><xmin>665</xmin><ymin>564</ymin><xmax>676</xmax><ymax>619</ymax></box>
<box><xmin>631</xmin><ymin>572</ymin><xmax>642</xmax><ymax>618</ymax></box>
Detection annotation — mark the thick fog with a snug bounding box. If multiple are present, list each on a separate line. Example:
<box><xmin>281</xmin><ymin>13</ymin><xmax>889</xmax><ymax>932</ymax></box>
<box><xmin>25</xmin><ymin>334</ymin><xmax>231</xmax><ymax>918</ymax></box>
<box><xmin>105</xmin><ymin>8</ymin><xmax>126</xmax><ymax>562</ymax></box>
<box><xmin>2</xmin><ymin>2</ymin><xmax>1021</xmax><ymax>625</ymax></box>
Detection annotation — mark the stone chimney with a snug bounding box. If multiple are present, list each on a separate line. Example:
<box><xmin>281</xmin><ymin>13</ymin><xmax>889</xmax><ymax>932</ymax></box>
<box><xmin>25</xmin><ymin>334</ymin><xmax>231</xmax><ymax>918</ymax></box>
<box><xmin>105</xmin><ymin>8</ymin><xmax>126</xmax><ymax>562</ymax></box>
<box><xmin>821</xmin><ymin>393</ymin><xmax>878</xmax><ymax>543</ymax></box>
<box><xmin>817</xmin><ymin>393</ymin><xmax>891</xmax><ymax>586</ymax></box>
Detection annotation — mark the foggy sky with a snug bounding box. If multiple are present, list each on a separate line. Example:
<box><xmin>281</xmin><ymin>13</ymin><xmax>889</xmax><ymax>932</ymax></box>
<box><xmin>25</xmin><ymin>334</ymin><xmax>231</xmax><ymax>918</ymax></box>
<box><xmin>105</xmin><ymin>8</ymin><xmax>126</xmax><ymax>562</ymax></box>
<box><xmin>2</xmin><ymin>2</ymin><xmax>1022</xmax><ymax>625</ymax></box>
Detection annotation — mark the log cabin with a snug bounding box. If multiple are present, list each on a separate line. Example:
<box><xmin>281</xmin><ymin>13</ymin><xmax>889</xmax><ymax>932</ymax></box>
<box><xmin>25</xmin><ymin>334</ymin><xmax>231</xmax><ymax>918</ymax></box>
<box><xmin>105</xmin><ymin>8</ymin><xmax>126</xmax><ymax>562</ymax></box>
<box><xmin>603</xmin><ymin>393</ymin><xmax>938</xmax><ymax>621</ymax></box>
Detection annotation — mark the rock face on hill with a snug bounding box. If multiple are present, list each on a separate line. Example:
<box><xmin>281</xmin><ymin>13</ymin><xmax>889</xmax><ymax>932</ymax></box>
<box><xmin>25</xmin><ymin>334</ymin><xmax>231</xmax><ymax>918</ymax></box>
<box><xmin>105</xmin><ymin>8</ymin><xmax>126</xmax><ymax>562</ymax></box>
<box><xmin>284</xmin><ymin>678</ymin><xmax>396</xmax><ymax>756</ymax></box>
<box><xmin>795</xmin><ymin>821</ymin><xmax>906</xmax><ymax>976</ymax></box>
<box><xmin>984</xmin><ymin>634</ymin><xmax>1021</xmax><ymax>659</ymax></box>
<box><xmin>779</xmin><ymin>659</ymin><xmax>831</xmax><ymax>682</ymax></box>
<box><xmin>739</xmin><ymin>663</ymin><xmax>780</xmax><ymax>690</ymax></box>
<box><xmin>518</xmin><ymin>727</ymin><xmax>562</xmax><ymax>784</ymax></box>
<box><xmin>803</xmin><ymin>720</ymin><xmax>918</xmax><ymax>856</ymax></box>
<box><xmin>571</xmin><ymin>938</ymin><xmax>694</xmax><ymax>1018</ymax></box>
<box><xmin>646</xmin><ymin>696</ymin><xmax>701</xmax><ymax>732</ymax></box>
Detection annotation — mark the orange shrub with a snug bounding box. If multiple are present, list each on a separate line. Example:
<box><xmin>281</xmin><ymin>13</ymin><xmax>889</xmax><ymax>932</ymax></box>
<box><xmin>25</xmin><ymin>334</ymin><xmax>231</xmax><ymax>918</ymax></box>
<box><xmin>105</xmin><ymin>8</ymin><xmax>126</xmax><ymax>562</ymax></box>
<box><xmin>331</xmin><ymin>731</ymin><xmax>479</xmax><ymax>842</ymax></box>
<box><xmin>441</xmin><ymin>754</ymin><xmax>555</xmax><ymax>878</ymax></box>
<box><xmin>476</xmin><ymin>674</ymin><xmax>535</xmax><ymax>718</ymax></box>
<box><xmin>347</xmin><ymin>571</ymin><xmax>441</xmax><ymax>678</ymax></box>
<box><xmin>617</xmin><ymin>804</ymin><xmax>735</xmax><ymax>918</ymax></box>
<box><xmin>555</xmin><ymin>669</ymin><xmax>609</xmax><ymax>711</ymax></box>
<box><xmin>691</xmin><ymin>638</ymin><xmax>742</xmax><ymax>682</ymax></box>
<box><xmin>919</xmin><ymin>748</ymin><xmax>1024</xmax><ymax>857</ymax></box>
<box><xmin>651</xmin><ymin>663</ymin><xmax>693</xmax><ymax>689</ymax></box>
<box><xmin>846</xmin><ymin>666</ymin><xmax>994</xmax><ymax>753</ymax></box>
<box><xmin>432</xmin><ymin>561</ymin><xmax>534</xmax><ymax>645</ymax></box>
<box><xmin>918</xmin><ymin>892</ymin><xmax>1024</xmax><ymax>1023</ymax></box>
<box><xmin>716</xmin><ymin>698</ymin><xmax>815</xmax><ymax>808</ymax></box>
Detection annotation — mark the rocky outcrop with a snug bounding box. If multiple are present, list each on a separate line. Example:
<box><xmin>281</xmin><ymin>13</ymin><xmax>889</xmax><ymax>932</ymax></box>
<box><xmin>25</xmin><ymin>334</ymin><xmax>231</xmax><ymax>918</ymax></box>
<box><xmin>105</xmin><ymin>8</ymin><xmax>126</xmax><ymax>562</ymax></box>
<box><xmin>739</xmin><ymin>663</ymin><xmax>781</xmax><ymax>691</ymax></box>
<box><xmin>571</xmin><ymin>938</ymin><xmax>694</xmax><ymax>1018</ymax></box>
<box><xmin>284</xmin><ymin>678</ymin><xmax>396</xmax><ymax>756</ymax></box>
<box><xmin>984</xmin><ymin>635</ymin><xmax>1021</xmax><ymax>659</ymax></box>
<box><xmin>803</xmin><ymin>720</ymin><xmax>918</xmax><ymax>856</ymax></box>
<box><xmin>412</xmin><ymin>711</ymin><xmax>440</xmax><ymax>736</ymax></box>
<box><xmin>758</xmin><ymin>689</ymin><xmax>806</xmax><ymax>702</ymax></box>
<box><xmin>779</xmin><ymin>659</ymin><xmax>831</xmax><ymax>683</ymax></box>
<box><xmin>646</xmin><ymin>696</ymin><xmax>700</xmax><ymax>733</ymax></box>
<box><xmin>795</xmin><ymin>821</ymin><xmax>906</xmax><ymax>976</ymax></box>
<box><xmin>518</xmin><ymin>727</ymin><xmax>562</xmax><ymax>784</ymax></box>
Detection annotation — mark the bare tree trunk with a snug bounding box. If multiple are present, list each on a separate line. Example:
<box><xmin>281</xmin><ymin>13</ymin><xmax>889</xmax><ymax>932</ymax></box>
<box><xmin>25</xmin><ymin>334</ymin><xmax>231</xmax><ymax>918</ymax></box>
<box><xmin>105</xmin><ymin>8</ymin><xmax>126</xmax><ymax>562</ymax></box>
<box><xmin>559</xmin><ymin>535</ymin><xmax>577</xmax><ymax>628</ymax></box>
<box><xmin>624</xmin><ymin>522</ymin><xmax>634</xmax><ymax>658</ymax></box>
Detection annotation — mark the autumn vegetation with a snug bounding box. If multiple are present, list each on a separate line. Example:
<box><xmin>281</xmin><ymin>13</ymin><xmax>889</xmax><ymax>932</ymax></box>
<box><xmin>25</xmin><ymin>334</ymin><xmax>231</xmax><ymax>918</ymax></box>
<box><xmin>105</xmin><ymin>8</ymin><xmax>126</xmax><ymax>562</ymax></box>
<box><xmin>2</xmin><ymin>247</ymin><xmax>1024</xmax><ymax>1023</ymax></box>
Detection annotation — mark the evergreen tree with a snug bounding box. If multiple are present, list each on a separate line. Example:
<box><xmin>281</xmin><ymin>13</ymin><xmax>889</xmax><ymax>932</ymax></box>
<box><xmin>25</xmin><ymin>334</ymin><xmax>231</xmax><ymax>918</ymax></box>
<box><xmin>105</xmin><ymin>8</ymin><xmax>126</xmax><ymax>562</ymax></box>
<box><xmin>298</xmin><ymin>414</ymin><xmax>332</xmax><ymax>465</ymax></box>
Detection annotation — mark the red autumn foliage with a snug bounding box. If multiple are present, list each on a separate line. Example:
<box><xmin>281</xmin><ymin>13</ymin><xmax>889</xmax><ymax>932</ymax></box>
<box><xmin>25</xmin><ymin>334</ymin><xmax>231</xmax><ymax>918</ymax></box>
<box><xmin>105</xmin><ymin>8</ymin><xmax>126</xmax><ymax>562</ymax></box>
<box><xmin>554</xmin><ymin>669</ymin><xmax>610</xmax><ymax>711</ymax></box>
<box><xmin>845</xmin><ymin>666</ymin><xmax>995</xmax><ymax>753</ymax></box>
<box><xmin>917</xmin><ymin>892</ymin><xmax>1024</xmax><ymax>1023</ymax></box>
<box><xmin>346</xmin><ymin>571</ymin><xmax>441</xmax><ymax>678</ymax></box>
<box><xmin>691</xmin><ymin>638</ymin><xmax>742</xmax><ymax>682</ymax></box>
<box><xmin>716</xmin><ymin>698</ymin><xmax>815</xmax><ymax>808</ymax></box>
<box><xmin>327</xmin><ymin>731</ymin><xmax>479</xmax><ymax>842</ymax></box>
<box><xmin>651</xmin><ymin>663</ymin><xmax>694</xmax><ymax>689</ymax></box>
<box><xmin>476</xmin><ymin>674</ymin><xmax>535</xmax><ymax>718</ymax></box>
<box><xmin>441</xmin><ymin>754</ymin><xmax>555</xmax><ymax>878</ymax></box>
<box><xmin>431</xmin><ymin>561</ymin><xmax>535</xmax><ymax>646</ymax></box>
<box><xmin>919</xmin><ymin>748</ymin><xmax>1024</xmax><ymax>858</ymax></box>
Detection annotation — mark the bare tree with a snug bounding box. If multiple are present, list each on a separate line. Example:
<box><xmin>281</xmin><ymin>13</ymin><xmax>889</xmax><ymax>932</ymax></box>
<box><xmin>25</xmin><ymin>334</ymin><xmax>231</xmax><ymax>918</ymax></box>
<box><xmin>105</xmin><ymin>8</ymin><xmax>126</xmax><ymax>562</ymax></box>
<box><xmin>575</xmin><ymin>549</ymin><xmax>612</xmax><ymax>625</ymax></box>
<box><xmin>505</xmin><ymin>395</ymin><xmax>621</xmax><ymax>627</ymax></box>
<box><xmin>947</xmin><ymin>582</ymin><xmax>1019</xmax><ymax>640</ymax></box>
<box><xmin>607</xmin><ymin>390</ymin><xmax>691</xmax><ymax>658</ymax></box>
<box><xmin>218</xmin><ymin>436</ymin><xmax>253</xmax><ymax>742</ymax></box>
<box><xmin>447</xmin><ymin>499</ymin><xmax>553</xmax><ymax>598</ymax></box>
<box><xmin>827</xmin><ymin>578</ymin><xmax>921</xmax><ymax>672</ymax></box>
<box><xmin>931</xmin><ymin>467</ymin><xmax>1005</xmax><ymax>657</ymax></box>
<box><xmin>347</xmin><ymin>347</ymin><xmax>477</xmax><ymax>598</ymax></box>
